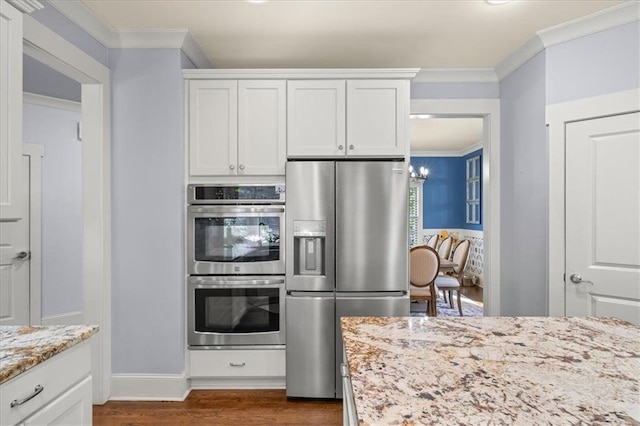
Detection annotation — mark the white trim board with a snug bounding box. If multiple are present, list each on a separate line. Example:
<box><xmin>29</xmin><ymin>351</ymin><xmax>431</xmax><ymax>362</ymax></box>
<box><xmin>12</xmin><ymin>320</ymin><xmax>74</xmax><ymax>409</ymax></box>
<box><xmin>190</xmin><ymin>377</ymin><xmax>286</xmax><ymax>390</ymax></box>
<box><xmin>23</xmin><ymin>14</ymin><xmax>113</xmax><ymax>405</ymax></box>
<box><xmin>411</xmin><ymin>99</ymin><xmax>500</xmax><ymax>317</ymax></box>
<box><xmin>23</xmin><ymin>92</ymin><xmax>81</xmax><ymax>112</ymax></box>
<box><xmin>47</xmin><ymin>0</ymin><xmax>213</xmax><ymax>68</ymax></box>
<box><xmin>110</xmin><ymin>374</ymin><xmax>190</xmax><ymax>401</ymax></box>
<box><xmin>546</xmin><ymin>88</ymin><xmax>640</xmax><ymax>317</ymax></box>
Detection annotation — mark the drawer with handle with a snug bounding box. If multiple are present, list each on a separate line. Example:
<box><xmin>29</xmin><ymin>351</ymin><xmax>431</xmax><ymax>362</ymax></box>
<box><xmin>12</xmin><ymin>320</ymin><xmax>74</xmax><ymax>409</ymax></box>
<box><xmin>190</xmin><ymin>349</ymin><xmax>285</xmax><ymax>378</ymax></box>
<box><xmin>0</xmin><ymin>341</ymin><xmax>91</xmax><ymax>426</ymax></box>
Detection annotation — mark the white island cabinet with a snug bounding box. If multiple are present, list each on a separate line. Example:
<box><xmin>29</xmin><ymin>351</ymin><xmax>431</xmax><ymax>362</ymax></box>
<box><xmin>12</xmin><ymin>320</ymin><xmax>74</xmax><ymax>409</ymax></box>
<box><xmin>0</xmin><ymin>326</ymin><xmax>98</xmax><ymax>426</ymax></box>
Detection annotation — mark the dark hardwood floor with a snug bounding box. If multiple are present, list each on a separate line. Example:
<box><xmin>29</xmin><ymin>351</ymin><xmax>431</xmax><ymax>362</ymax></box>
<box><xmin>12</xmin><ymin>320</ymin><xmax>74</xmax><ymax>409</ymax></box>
<box><xmin>93</xmin><ymin>390</ymin><xmax>343</xmax><ymax>426</ymax></box>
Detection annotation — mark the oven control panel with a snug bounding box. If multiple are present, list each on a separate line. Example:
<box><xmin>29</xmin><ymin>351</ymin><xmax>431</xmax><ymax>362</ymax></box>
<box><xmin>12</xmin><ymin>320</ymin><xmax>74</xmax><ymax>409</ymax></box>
<box><xmin>188</xmin><ymin>184</ymin><xmax>285</xmax><ymax>204</ymax></box>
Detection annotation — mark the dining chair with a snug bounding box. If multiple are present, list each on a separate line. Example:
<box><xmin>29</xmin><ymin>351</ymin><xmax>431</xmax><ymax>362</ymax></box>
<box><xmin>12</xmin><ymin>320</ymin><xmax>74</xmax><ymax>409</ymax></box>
<box><xmin>426</xmin><ymin>234</ymin><xmax>439</xmax><ymax>249</ymax></box>
<box><xmin>437</xmin><ymin>236</ymin><xmax>453</xmax><ymax>261</ymax></box>
<box><xmin>409</xmin><ymin>245</ymin><xmax>440</xmax><ymax>316</ymax></box>
<box><xmin>435</xmin><ymin>239</ymin><xmax>470</xmax><ymax>316</ymax></box>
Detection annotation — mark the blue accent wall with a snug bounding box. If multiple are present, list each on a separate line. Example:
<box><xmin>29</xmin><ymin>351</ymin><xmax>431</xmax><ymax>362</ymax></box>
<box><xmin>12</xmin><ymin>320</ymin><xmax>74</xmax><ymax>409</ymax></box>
<box><xmin>412</xmin><ymin>149</ymin><xmax>483</xmax><ymax>232</ymax></box>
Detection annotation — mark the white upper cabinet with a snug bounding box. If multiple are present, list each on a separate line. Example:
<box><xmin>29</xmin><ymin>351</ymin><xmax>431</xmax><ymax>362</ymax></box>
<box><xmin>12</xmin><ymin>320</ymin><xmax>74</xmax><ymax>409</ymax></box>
<box><xmin>287</xmin><ymin>80</ymin><xmax>346</xmax><ymax>158</ymax></box>
<box><xmin>347</xmin><ymin>80</ymin><xmax>408</xmax><ymax>158</ymax></box>
<box><xmin>0</xmin><ymin>2</ymin><xmax>23</xmax><ymax>220</ymax></box>
<box><xmin>188</xmin><ymin>79</ymin><xmax>286</xmax><ymax>176</ymax></box>
<box><xmin>188</xmin><ymin>80</ymin><xmax>238</xmax><ymax>176</ymax></box>
<box><xmin>287</xmin><ymin>79</ymin><xmax>408</xmax><ymax>158</ymax></box>
<box><xmin>238</xmin><ymin>80</ymin><xmax>286</xmax><ymax>175</ymax></box>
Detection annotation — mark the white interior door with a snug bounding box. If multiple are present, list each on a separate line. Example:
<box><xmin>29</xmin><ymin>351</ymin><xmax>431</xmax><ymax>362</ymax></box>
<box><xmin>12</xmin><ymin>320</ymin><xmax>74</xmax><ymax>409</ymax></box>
<box><xmin>0</xmin><ymin>155</ymin><xmax>30</xmax><ymax>325</ymax></box>
<box><xmin>565</xmin><ymin>111</ymin><xmax>640</xmax><ymax>324</ymax></box>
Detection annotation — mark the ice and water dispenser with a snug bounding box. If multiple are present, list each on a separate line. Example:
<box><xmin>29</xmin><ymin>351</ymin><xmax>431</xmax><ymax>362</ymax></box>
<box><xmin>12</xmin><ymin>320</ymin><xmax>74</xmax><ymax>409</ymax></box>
<box><xmin>293</xmin><ymin>220</ymin><xmax>326</xmax><ymax>276</ymax></box>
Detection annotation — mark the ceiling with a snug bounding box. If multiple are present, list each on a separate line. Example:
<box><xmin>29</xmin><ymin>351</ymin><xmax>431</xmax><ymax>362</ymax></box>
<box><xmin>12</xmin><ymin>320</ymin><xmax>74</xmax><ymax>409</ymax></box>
<box><xmin>79</xmin><ymin>0</ymin><xmax>625</xmax><ymax>69</ymax></box>
<box><xmin>410</xmin><ymin>117</ymin><xmax>483</xmax><ymax>153</ymax></box>
<box><xmin>75</xmin><ymin>0</ymin><xmax>625</xmax><ymax>152</ymax></box>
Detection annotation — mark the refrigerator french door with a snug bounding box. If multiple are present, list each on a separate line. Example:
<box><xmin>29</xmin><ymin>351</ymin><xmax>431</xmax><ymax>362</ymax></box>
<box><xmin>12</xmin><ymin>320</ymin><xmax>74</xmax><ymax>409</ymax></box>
<box><xmin>285</xmin><ymin>161</ymin><xmax>409</xmax><ymax>399</ymax></box>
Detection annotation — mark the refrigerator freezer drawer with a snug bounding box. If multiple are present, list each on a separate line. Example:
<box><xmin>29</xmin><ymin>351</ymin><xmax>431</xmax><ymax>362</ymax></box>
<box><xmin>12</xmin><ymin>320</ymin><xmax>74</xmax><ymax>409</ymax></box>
<box><xmin>335</xmin><ymin>294</ymin><xmax>409</xmax><ymax>398</ymax></box>
<box><xmin>285</xmin><ymin>295</ymin><xmax>335</xmax><ymax>398</ymax></box>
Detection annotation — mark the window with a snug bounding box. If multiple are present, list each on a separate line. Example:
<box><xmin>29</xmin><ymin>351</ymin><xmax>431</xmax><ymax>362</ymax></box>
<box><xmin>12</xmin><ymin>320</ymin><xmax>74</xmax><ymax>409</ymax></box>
<box><xmin>466</xmin><ymin>155</ymin><xmax>481</xmax><ymax>224</ymax></box>
<box><xmin>409</xmin><ymin>179</ymin><xmax>423</xmax><ymax>247</ymax></box>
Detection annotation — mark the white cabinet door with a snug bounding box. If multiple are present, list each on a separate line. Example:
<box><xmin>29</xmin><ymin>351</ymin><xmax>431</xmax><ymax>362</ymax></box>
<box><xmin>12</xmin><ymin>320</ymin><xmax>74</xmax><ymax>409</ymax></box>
<box><xmin>188</xmin><ymin>80</ymin><xmax>238</xmax><ymax>176</ymax></box>
<box><xmin>0</xmin><ymin>2</ymin><xmax>23</xmax><ymax>220</ymax></box>
<box><xmin>238</xmin><ymin>80</ymin><xmax>286</xmax><ymax>175</ymax></box>
<box><xmin>287</xmin><ymin>80</ymin><xmax>346</xmax><ymax>158</ymax></box>
<box><xmin>346</xmin><ymin>80</ymin><xmax>407</xmax><ymax>157</ymax></box>
<box><xmin>24</xmin><ymin>376</ymin><xmax>92</xmax><ymax>426</ymax></box>
<box><xmin>0</xmin><ymin>155</ymin><xmax>30</xmax><ymax>325</ymax></box>
<box><xmin>565</xmin><ymin>112</ymin><xmax>640</xmax><ymax>325</ymax></box>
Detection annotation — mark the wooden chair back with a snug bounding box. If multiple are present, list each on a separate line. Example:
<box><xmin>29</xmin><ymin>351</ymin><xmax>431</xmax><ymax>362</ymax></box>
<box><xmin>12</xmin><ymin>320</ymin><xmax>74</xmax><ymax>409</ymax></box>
<box><xmin>409</xmin><ymin>245</ymin><xmax>440</xmax><ymax>287</ymax></box>
<box><xmin>438</xmin><ymin>236</ymin><xmax>453</xmax><ymax>260</ymax></box>
<box><xmin>426</xmin><ymin>234</ymin><xmax>439</xmax><ymax>249</ymax></box>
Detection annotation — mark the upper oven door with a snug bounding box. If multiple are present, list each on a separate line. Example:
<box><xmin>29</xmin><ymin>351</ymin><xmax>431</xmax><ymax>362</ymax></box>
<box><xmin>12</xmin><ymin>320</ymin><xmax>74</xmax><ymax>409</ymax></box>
<box><xmin>188</xmin><ymin>205</ymin><xmax>285</xmax><ymax>275</ymax></box>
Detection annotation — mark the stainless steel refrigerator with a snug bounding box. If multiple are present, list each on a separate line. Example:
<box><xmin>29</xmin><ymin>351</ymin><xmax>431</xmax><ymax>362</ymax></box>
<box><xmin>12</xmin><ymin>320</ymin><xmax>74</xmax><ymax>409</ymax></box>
<box><xmin>285</xmin><ymin>160</ymin><xmax>409</xmax><ymax>399</ymax></box>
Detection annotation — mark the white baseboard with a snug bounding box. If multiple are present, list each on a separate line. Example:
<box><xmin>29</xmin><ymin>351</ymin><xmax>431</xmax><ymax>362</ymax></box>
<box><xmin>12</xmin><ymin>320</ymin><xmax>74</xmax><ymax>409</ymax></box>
<box><xmin>41</xmin><ymin>311</ymin><xmax>83</xmax><ymax>325</ymax></box>
<box><xmin>190</xmin><ymin>377</ymin><xmax>286</xmax><ymax>390</ymax></box>
<box><xmin>110</xmin><ymin>374</ymin><xmax>190</xmax><ymax>401</ymax></box>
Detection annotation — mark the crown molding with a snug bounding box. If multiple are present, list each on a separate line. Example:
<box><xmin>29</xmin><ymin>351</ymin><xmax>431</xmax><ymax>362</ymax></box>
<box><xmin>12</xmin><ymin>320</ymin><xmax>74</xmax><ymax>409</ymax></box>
<box><xmin>7</xmin><ymin>0</ymin><xmax>44</xmax><ymax>13</ymax></box>
<box><xmin>411</xmin><ymin>141</ymin><xmax>483</xmax><ymax>158</ymax></box>
<box><xmin>496</xmin><ymin>1</ymin><xmax>639</xmax><ymax>81</ymax></box>
<box><xmin>47</xmin><ymin>0</ymin><xmax>213</xmax><ymax>68</ymax></box>
<box><xmin>23</xmin><ymin>92</ymin><xmax>81</xmax><ymax>112</ymax></box>
<box><xmin>459</xmin><ymin>141</ymin><xmax>484</xmax><ymax>157</ymax></box>
<box><xmin>414</xmin><ymin>68</ymin><xmax>498</xmax><ymax>83</ymax></box>
<box><xmin>183</xmin><ymin>68</ymin><xmax>420</xmax><ymax>80</ymax></box>
<box><xmin>538</xmin><ymin>1</ymin><xmax>640</xmax><ymax>48</ymax></box>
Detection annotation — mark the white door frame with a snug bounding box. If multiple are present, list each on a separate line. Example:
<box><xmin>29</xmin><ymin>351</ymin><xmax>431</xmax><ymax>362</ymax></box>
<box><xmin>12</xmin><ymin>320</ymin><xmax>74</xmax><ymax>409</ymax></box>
<box><xmin>546</xmin><ymin>88</ymin><xmax>640</xmax><ymax>316</ymax></box>
<box><xmin>410</xmin><ymin>99</ymin><xmax>501</xmax><ymax>316</ymax></box>
<box><xmin>23</xmin><ymin>15</ymin><xmax>112</xmax><ymax>403</ymax></box>
<box><xmin>22</xmin><ymin>143</ymin><xmax>44</xmax><ymax>325</ymax></box>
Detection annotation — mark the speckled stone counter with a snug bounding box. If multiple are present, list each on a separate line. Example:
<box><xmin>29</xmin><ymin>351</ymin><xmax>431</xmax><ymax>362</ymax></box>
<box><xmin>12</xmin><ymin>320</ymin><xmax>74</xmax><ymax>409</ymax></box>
<box><xmin>0</xmin><ymin>325</ymin><xmax>99</xmax><ymax>384</ymax></box>
<box><xmin>341</xmin><ymin>316</ymin><xmax>639</xmax><ymax>425</ymax></box>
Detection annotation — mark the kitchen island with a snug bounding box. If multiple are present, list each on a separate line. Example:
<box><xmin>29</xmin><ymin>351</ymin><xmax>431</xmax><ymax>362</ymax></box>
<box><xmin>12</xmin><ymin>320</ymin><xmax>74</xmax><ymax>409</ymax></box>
<box><xmin>341</xmin><ymin>316</ymin><xmax>639</xmax><ymax>425</ymax></box>
<box><xmin>0</xmin><ymin>325</ymin><xmax>98</xmax><ymax>425</ymax></box>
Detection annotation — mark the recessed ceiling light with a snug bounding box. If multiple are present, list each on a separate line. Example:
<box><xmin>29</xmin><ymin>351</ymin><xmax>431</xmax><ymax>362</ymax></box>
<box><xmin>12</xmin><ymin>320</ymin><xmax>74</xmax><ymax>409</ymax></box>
<box><xmin>486</xmin><ymin>0</ymin><xmax>514</xmax><ymax>4</ymax></box>
<box><xmin>246</xmin><ymin>0</ymin><xmax>268</xmax><ymax>3</ymax></box>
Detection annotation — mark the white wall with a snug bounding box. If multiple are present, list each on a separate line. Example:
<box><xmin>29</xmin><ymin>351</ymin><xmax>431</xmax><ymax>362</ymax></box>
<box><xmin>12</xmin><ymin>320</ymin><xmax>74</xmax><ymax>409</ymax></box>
<box><xmin>110</xmin><ymin>48</ymin><xmax>185</xmax><ymax>375</ymax></box>
<box><xmin>23</xmin><ymin>103</ymin><xmax>83</xmax><ymax>319</ymax></box>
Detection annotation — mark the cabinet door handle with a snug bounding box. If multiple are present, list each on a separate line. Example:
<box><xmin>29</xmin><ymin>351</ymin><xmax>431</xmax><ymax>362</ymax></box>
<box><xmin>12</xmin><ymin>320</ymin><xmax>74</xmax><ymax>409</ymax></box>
<box><xmin>229</xmin><ymin>164</ymin><xmax>235</xmax><ymax>170</ymax></box>
<box><xmin>10</xmin><ymin>385</ymin><xmax>44</xmax><ymax>408</ymax></box>
<box><xmin>229</xmin><ymin>362</ymin><xmax>246</xmax><ymax>367</ymax></box>
<box><xmin>349</xmin><ymin>145</ymin><xmax>355</xmax><ymax>150</ymax></box>
<box><xmin>338</xmin><ymin>145</ymin><xmax>344</xmax><ymax>151</ymax></box>
<box><xmin>238</xmin><ymin>165</ymin><xmax>245</xmax><ymax>171</ymax></box>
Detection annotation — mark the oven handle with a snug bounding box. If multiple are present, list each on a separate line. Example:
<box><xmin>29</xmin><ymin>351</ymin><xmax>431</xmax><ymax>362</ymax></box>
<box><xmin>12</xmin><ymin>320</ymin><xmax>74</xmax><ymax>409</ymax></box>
<box><xmin>189</xmin><ymin>205</ymin><xmax>285</xmax><ymax>214</ymax></box>
<box><xmin>188</xmin><ymin>277</ymin><xmax>285</xmax><ymax>287</ymax></box>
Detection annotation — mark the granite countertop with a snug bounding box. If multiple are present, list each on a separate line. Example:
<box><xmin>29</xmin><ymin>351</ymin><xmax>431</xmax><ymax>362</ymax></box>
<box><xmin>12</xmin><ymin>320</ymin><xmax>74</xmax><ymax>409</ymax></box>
<box><xmin>0</xmin><ymin>325</ymin><xmax>99</xmax><ymax>384</ymax></box>
<box><xmin>341</xmin><ymin>316</ymin><xmax>640</xmax><ymax>425</ymax></box>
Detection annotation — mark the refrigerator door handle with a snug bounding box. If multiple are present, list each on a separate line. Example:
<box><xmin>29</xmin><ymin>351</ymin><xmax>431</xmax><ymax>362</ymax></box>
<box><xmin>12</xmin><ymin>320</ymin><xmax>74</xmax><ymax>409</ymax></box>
<box><xmin>336</xmin><ymin>292</ymin><xmax>407</xmax><ymax>298</ymax></box>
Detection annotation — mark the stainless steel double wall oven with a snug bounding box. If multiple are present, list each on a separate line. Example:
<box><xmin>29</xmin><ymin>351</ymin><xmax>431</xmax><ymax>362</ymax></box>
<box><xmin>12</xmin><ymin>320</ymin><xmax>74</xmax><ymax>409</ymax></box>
<box><xmin>187</xmin><ymin>184</ymin><xmax>286</xmax><ymax>347</ymax></box>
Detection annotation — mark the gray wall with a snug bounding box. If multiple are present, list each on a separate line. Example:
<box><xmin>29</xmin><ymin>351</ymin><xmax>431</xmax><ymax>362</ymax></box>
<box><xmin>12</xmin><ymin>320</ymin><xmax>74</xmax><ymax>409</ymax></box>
<box><xmin>110</xmin><ymin>49</ymin><xmax>185</xmax><ymax>374</ymax></box>
<box><xmin>24</xmin><ymin>55</ymin><xmax>81</xmax><ymax>102</ymax></box>
<box><xmin>411</xmin><ymin>82</ymin><xmax>500</xmax><ymax>99</ymax></box>
<box><xmin>23</xmin><ymin>103</ymin><xmax>83</xmax><ymax>319</ymax></box>
<box><xmin>546</xmin><ymin>21</ymin><xmax>640</xmax><ymax>105</ymax></box>
<box><xmin>499</xmin><ymin>51</ymin><xmax>548</xmax><ymax>316</ymax></box>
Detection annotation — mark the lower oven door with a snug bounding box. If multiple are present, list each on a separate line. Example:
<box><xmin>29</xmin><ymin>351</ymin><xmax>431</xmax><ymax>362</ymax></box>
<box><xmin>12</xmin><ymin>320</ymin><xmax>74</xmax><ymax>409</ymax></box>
<box><xmin>188</xmin><ymin>276</ymin><xmax>286</xmax><ymax>347</ymax></box>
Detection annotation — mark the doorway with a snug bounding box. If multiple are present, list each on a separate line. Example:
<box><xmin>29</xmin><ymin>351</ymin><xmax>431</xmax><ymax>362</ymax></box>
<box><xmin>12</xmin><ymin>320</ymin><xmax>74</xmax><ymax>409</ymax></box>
<box><xmin>410</xmin><ymin>99</ymin><xmax>501</xmax><ymax>316</ymax></box>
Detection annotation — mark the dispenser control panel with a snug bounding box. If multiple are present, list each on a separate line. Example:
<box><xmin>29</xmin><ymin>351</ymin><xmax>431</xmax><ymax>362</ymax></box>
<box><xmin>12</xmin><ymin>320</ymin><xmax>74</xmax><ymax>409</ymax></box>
<box><xmin>293</xmin><ymin>220</ymin><xmax>326</xmax><ymax>237</ymax></box>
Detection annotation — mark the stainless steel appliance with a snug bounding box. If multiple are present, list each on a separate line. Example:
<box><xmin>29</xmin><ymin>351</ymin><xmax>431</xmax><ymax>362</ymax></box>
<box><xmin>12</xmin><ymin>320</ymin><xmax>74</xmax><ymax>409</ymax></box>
<box><xmin>188</xmin><ymin>276</ymin><xmax>286</xmax><ymax>347</ymax></box>
<box><xmin>187</xmin><ymin>184</ymin><xmax>285</xmax><ymax>275</ymax></box>
<box><xmin>187</xmin><ymin>184</ymin><xmax>286</xmax><ymax>347</ymax></box>
<box><xmin>285</xmin><ymin>161</ymin><xmax>409</xmax><ymax>399</ymax></box>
